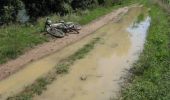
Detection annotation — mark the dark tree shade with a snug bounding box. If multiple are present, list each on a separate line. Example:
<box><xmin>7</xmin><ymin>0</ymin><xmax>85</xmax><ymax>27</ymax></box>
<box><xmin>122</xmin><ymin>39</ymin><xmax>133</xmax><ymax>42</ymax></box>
<box><xmin>71</xmin><ymin>0</ymin><xmax>97</xmax><ymax>10</ymax></box>
<box><xmin>0</xmin><ymin>0</ymin><xmax>22</xmax><ymax>24</ymax></box>
<box><xmin>0</xmin><ymin>0</ymin><xmax>121</xmax><ymax>24</ymax></box>
<box><xmin>22</xmin><ymin>0</ymin><xmax>71</xmax><ymax>20</ymax></box>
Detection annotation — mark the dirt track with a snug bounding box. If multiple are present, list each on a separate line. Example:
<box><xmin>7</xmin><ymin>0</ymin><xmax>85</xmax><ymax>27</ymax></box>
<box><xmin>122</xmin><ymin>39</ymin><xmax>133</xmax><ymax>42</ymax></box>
<box><xmin>0</xmin><ymin>7</ymin><xmax>129</xmax><ymax>80</ymax></box>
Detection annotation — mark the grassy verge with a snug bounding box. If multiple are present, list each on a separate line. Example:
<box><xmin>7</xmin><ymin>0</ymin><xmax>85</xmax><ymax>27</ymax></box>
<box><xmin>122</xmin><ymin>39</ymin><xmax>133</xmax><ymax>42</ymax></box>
<box><xmin>155</xmin><ymin>0</ymin><xmax>170</xmax><ymax>13</ymax></box>
<box><xmin>0</xmin><ymin>3</ymin><xmax>129</xmax><ymax>64</ymax></box>
<box><xmin>0</xmin><ymin>24</ymin><xmax>47</xmax><ymax>64</ymax></box>
<box><xmin>7</xmin><ymin>37</ymin><xmax>100</xmax><ymax>100</ymax></box>
<box><xmin>121</xmin><ymin>1</ymin><xmax>170</xmax><ymax>100</ymax></box>
<box><xmin>136</xmin><ymin>12</ymin><xmax>145</xmax><ymax>23</ymax></box>
<box><xmin>132</xmin><ymin>11</ymin><xmax>145</xmax><ymax>28</ymax></box>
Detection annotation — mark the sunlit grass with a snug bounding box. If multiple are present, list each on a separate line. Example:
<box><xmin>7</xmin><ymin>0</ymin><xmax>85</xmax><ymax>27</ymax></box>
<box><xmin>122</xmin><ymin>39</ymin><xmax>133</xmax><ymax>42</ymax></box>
<box><xmin>121</xmin><ymin>1</ymin><xmax>170</xmax><ymax>100</ymax></box>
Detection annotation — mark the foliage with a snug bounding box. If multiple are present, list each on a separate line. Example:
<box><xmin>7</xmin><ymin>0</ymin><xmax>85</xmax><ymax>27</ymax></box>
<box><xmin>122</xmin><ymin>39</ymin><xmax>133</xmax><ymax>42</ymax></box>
<box><xmin>136</xmin><ymin>13</ymin><xmax>145</xmax><ymax>23</ymax></box>
<box><xmin>0</xmin><ymin>24</ymin><xmax>47</xmax><ymax>64</ymax></box>
<box><xmin>0</xmin><ymin>0</ymin><xmax>22</xmax><ymax>24</ymax></box>
<box><xmin>22</xmin><ymin>0</ymin><xmax>71</xmax><ymax>20</ymax></box>
<box><xmin>0</xmin><ymin>0</ymin><xmax>122</xmax><ymax>23</ymax></box>
<box><xmin>98</xmin><ymin>0</ymin><xmax>122</xmax><ymax>6</ymax></box>
<box><xmin>71</xmin><ymin>0</ymin><xmax>97</xmax><ymax>10</ymax></box>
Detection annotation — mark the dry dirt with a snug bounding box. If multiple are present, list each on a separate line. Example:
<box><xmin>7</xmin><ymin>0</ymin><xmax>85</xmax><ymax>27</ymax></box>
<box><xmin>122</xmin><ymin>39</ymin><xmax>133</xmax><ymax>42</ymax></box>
<box><xmin>0</xmin><ymin>6</ymin><xmax>129</xmax><ymax>81</ymax></box>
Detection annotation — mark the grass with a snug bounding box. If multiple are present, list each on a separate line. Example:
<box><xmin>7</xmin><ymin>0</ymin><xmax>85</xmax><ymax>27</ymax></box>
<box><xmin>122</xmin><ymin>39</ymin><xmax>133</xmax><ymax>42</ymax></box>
<box><xmin>136</xmin><ymin>13</ymin><xmax>145</xmax><ymax>23</ymax></box>
<box><xmin>121</xmin><ymin>0</ymin><xmax>170</xmax><ymax>100</ymax></box>
<box><xmin>0</xmin><ymin>24</ymin><xmax>47</xmax><ymax>64</ymax></box>
<box><xmin>0</xmin><ymin>3</ymin><xmax>127</xmax><ymax>64</ymax></box>
<box><xmin>155</xmin><ymin>0</ymin><xmax>170</xmax><ymax>13</ymax></box>
<box><xmin>132</xmin><ymin>12</ymin><xmax>145</xmax><ymax>28</ymax></box>
<box><xmin>77</xmin><ymin>7</ymin><xmax>115</xmax><ymax>25</ymax></box>
<box><xmin>7</xmin><ymin>37</ymin><xmax>100</xmax><ymax>100</ymax></box>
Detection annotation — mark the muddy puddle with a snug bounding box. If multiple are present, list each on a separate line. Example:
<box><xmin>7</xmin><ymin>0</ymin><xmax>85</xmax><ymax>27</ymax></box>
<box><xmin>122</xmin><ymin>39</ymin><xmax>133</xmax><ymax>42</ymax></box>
<box><xmin>0</xmin><ymin>6</ymin><xmax>151</xmax><ymax>100</ymax></box>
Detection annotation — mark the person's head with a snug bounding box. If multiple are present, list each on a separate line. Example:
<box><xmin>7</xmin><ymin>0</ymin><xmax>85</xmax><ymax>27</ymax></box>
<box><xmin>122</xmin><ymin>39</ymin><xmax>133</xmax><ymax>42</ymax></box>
<box><xmin>46</xmin><ymin>17</ymin><xmax>50</xmax><ymax>20</ymax></box>
<box><xmin>46</xmin><ymin>18</ymin><xmax>52</xmax><ymax>25</ymax></box>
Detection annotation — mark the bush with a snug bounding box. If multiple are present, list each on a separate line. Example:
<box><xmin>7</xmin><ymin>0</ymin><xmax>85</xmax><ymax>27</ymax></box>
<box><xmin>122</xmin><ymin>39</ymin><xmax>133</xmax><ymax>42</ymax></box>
<box><xmin>0</xmin><ymin>0</ymin><xmax>119</xmax><ymax>24</ymax></box>
<box><xmin>71</xmin><ymin>0</ymin><xmax>97</xmax><ymax>10</ymax></box>
<box><xmin>98</xmin><ymin>0</ymin><xmax>121</xmax><ymax>6</ymax></box>
<box><xmin>22</xmin><ymin>0</ymin><xmax>72</xmax><ymax>20</ymax></box>
<box><xmin>0</xmin><ymin>0</ymin><xmax>22</xmax><ymax>24</ymax></box>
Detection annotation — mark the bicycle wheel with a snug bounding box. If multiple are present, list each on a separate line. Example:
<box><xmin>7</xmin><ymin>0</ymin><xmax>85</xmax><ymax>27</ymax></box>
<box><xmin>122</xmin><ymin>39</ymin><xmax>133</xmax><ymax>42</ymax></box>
<box><xmin>73</xmin><ymin>24</ymin><xmax>81</xmax><ymax>30</ymax></box>
<box><xmin>71</xmin><ymin>24</ymin><xmax>81</xmax><ymax>34</ymax></box>
<box><xmin>47</xmin><ymin>27</ymin><xmax>65</xmax><ymax>38</ymax></box>
<box><xmin>53</xmin><ymin>28</ymin><xmax>65</xmax><ymax>38</ymax></box>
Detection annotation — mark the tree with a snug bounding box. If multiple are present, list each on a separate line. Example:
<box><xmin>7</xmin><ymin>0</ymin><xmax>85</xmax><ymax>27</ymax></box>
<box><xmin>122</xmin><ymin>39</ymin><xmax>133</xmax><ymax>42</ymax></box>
<box><xmin>22</xmin><ymin>0</ymin><xmax>71</xmax><ymax>20</ymax></box>
<box><xmin>0</xmin><ymin>0</ymin><xmax>22</xmax><ymax>24</ymax></box>
<box><xmin>97</xmin><ymin>0</ymin><xmax>121</xmax><ymax>6</ymax></box>
<box><xmin>71</xmin><ymin>0</ymin><xmax>97</xmax><ymax>10</ymax></box>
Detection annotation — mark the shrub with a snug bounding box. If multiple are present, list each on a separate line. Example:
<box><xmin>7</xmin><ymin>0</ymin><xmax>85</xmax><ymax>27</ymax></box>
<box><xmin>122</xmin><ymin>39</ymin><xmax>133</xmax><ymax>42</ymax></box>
<box><xmin>98</xmin><ymin>0</ymin><xmax>121</xmax><ymax>6</ymax></box>
<box><xmin>71</xmin><ymin>0</ymin><xmax>97</xmax><ymax>10</ymax></box>
<box><xmin>22</xmin><ymin>0</ymin><xmax>72</xmax><ymax>20</ymax></box>
<box><xmin>0</xmin><ymin>0</ymin><xmax>22</xmax><ymax>24</ymax></box>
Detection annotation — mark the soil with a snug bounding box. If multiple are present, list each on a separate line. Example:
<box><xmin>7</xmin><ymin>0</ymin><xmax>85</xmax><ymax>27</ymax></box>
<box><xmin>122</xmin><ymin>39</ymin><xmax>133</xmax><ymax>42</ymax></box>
<box><xmin>0</xmin><ymin>6</ymin><xmax>129</xmax><ymax>81</ymax></box>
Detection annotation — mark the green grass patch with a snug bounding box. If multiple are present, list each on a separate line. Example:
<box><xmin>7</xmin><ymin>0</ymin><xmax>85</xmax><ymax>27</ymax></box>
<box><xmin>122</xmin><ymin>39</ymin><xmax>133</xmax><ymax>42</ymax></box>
<box><xmin>56</xmin><ymin>38</ymin><xmax>100</xmax><ymax>74</ymax></box>
<box><xmin>121</xmin><ymin>1</ymin><xmax>170</xmax><ymax>100</ymax></box>
<box><xmin>78</xmin><ymin>7</ymin><xmax>114</xmax><ymax>25</ymax></box>
<box><xmin>7</xmin><ymin>37</ymin><xmax>100</xmax><ymax>100</ymax></box>
<box><xmin>136</xmin><ymin>13</ymin><xmax>145</xmax><ymax>23</ymax></box>
<box><xmin>132</xmin><ymin>12</ymin><xmax>145</xmax><ymax>28</ymax></box>
<box><xmin>0</xmin><ymin>24</ymin><xmax>47</xmax><ymax>64</ymax></box>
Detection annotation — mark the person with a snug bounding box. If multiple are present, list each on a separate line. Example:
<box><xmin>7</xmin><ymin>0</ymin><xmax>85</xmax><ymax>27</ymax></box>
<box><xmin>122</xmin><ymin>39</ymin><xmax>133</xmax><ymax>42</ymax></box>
<box><xmin>44</xmin><ymin>17</ymin><xmax>52</xmax><ymax>31</ymax></box>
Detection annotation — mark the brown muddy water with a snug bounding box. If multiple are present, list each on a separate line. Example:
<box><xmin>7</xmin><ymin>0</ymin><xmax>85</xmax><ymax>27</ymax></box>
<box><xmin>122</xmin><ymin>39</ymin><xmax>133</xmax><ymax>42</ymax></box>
<box><xmin>0</xmin><ymin>6</ymin><xmax>151</xmax><ymax>100</ymax></box>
